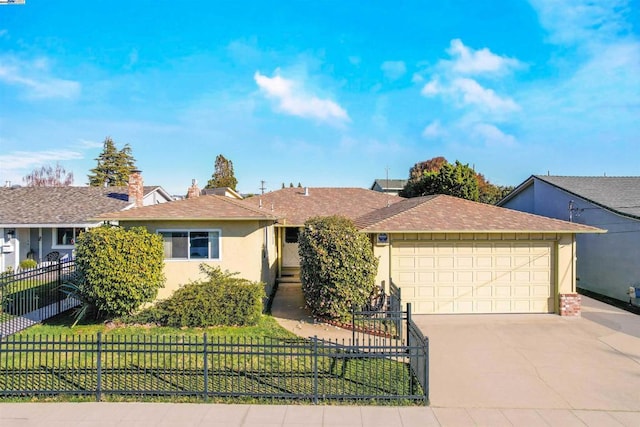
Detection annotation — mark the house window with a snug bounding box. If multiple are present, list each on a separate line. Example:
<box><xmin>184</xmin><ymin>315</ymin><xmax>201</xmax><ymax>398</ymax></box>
<box><xmin>158</xmin><ymin>230</ymin><xmax>220</xmax><ymax>260</ymax></box>
<box><xmin>285</xmin><ymin>227</ymin><xmax>300</xmax><ymax>244</ymax></box>
<box><xmin>53</xmin><ymin>227</ymin><xmax>85</xmax><ymax>248</ymax></box>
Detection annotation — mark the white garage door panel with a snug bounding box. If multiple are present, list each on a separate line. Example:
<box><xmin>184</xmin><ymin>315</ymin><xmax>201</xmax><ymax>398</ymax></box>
<box><xmin>392</xmin><ymin>241</ymin><xmax>554</xmax><ymax>314</ymax></box>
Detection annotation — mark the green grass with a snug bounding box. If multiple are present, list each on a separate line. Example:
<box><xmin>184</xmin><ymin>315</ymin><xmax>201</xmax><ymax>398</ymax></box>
<box><xmin>1</xmin><ymin>312</ymin><xmax>426</xmax><ymax>405</ymax></box>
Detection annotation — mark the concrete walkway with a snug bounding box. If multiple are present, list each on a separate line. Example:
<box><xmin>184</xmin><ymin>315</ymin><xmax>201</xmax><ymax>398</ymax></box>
<box><xmin>1</xmin><ymin>402</ymin><xmax>638</xmax><ymax>426</ymax></box>
<box><xmin>270</xmin><ymin>282</ymin><xmax>355</xmax><ymax>341</ymax></box>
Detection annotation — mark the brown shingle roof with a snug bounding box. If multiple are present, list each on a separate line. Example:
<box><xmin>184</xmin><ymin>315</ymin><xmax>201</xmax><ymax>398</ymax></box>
<box><xmin>355</xmin><ymin>194</ymin><xmax>604</xmax><ymax>233</ymax></box>
<box><xmin>0</xmin><ymin>186</ymin><xmax>139</xmax><ymax>225</ymax></box>
<box><xmin>240</xmin><ymin>187</ymin><xmax>403</xmax><ymax>226</ymax></box>
<box><xmin>96</xmin><ymin>195</ymin><xmax>277</xmax><ymax>221</ymax></box>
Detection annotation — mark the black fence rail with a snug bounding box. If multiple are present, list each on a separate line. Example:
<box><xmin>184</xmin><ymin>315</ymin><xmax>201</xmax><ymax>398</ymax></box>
<box><xmin>0</xmin><ymin>332</ymin><xmax>428</xmax><ymax>404</ymax></box>
<box><xmin>0</xmin><ymin>260</ymin><xmax>77</xmax><ymax>336</ymax></box>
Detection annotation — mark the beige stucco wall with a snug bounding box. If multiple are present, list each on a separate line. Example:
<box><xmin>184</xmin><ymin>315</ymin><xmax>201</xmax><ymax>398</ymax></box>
<box><xmin>120</xmin><ymin>220</ymin><xmax>278</xmax><ymax>301</ymax></box>
<box><xmin>371</xmin><ymin>232</ymin><xmax>577</xmax><ymax>314</ymax></box>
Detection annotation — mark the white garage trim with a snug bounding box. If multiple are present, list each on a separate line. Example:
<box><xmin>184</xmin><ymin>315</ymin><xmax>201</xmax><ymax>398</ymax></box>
<box><xmin>391</xmin><ymin>240</ymin><xmax>555</xmax><ymax>314</ymax></box>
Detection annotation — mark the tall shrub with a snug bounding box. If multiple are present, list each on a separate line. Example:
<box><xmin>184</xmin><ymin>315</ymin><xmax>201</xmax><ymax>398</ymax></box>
<box><xmin>298</xmin><ymin>216</ymin><xmax>379</xmax><ymax>320</ymax></box>
<box><xmin>74</xmin><ymin>225</ymin><xmax>165</xmax><ymax>317</ymax></box>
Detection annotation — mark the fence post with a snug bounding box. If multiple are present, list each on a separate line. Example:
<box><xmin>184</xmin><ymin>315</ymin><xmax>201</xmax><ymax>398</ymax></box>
<box><xmin>351</xmin><ymin>307</ymin><xmax>356</xmax><ymax>344</ymax></box>
<box><xmin>203</xmin><ymin>333</ymin><xmax>208</xmax><ymax>401</ymax></box>
<box><xmin>406</xmin><ymin>303</ymin><xmax>411</xmax><ymax>346</ymax></box>
<box><xmin>96</xmin><ymin>332</ymin><xmax>102</xmax><ymax>402</ymax></box>
<box><xmin>406</xmin><ymin>303</ymin><xmax>415</xmax><ymax>394</ymax></box>
<box><xmin>313</xmin><ymin>336</ymin><xmax>318</xmax><ymax>405</ymax></box>
<box><xmin>57</xmin><ymin>260</ymin><xmax>62</xmax><ymax>314</ymax></box>
<box><xmin>424</xmin><ymin>336</ymin><xmax>430</xmax><ymax>405</ymax></box>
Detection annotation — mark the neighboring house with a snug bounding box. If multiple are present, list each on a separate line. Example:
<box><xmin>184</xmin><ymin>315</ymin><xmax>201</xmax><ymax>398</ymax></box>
<box><xmin>98</xmin><ymin>185</ymin><xmax>601</xmax><ymax>315</ymax></box>
<box><xmin>370</xmin><ymin>179</ymin><xmax>407</xmax><ymax>195</ymax></box>
<box><xmin>499</xmin><ymin>175</ymin><xmax>640</xmax><ymax>303</ymax></box>
<box><xmin>0</xmin><ymin>171</ymin><xmax>172</xmax><ymax>272</ymax></box>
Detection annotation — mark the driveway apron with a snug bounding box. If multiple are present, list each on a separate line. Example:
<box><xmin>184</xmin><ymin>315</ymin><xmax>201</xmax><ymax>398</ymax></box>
<box><xmin>412</xmin><ymin>296</ymin><xmax>640</xmax><ymax>410</ymax></box>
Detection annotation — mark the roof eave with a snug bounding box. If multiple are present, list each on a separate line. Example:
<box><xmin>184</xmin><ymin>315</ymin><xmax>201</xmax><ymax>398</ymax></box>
<box><xmin>0</xmin><ymin>222</ymin><xmax>101</xmax><ymax>228</ymax></box>
<box><xmin>359</xmin><ymin>228</ymin><xmax>606</xmax><ymax>234</ymax></box>
<box><xmin>496</xmin><ymin>175</ymin><xmax>535</xmax><ymax>206</ymax></box>
<box><xmin>93</xmin><ymin>216</ymin><xmax>278</xmax><ymax>222</ymax></box>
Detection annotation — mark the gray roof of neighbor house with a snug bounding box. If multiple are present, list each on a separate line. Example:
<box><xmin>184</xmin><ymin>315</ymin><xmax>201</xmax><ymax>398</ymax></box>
<box><xmin>355</xmin><ymin>194</ymin><xmax>604</xmax><ymax>233</ymax></box>
<box><xmin>0</xmin><ymin>186</ymin><xmax>165</xmax><ymax>226</ymax></box>
<box><xmin>503</xmin><ymin>176</ymin><xmax>640</xmax><ymax>219</ymax></box>
<box><xmin>241</xmin><ymin>187</ymin><xmax>403</xmax><ymax>226</ymax></box>
<box><xmin>96</xmin><ymin>195</ymin><xmax>277</xmax><ymax>221</ymax></box>
<box><xmin>370</xmin><ymin>179</ymin><xmax>407</xmax><ymax>191</ymax></box>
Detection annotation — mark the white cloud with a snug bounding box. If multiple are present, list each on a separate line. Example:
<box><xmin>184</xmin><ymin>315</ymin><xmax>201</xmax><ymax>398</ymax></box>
<box><xmin>472</xmin><ymin>123</ymin><xmax>517</xmax><ymax>147</ymax></box>
<box><xmin>422</xmin><ymin>120</ymin><xmax>446</xmax><ymax>139</ymax></box>
<box><xmin>421</xmin><ymin>78</ymin><xmax>441</xmax><ymax>96</ymax></box>
<box><xmin>0</xmin><ymin>56</ymin><xmax>80</xmax><ymax>99</ymax></box>
<box><xmin>447</xmin><ymin>39</ymin><xmax>521</xmax><ymax>75</ymax></box>
<box><xmin>254</xmin><ymin>71</ymin><xmax>350</xmax><ymax>124</ymax></box>
<box><xmin>529</xmin><ymin>0</ymin><xmax>634</xmax><ymax>46</ymax></box>
<box><xmin>451</xmin><ymin>78</ymin><xmax>520</xmax><ymax>113</ymax></box>
<box><xmin>381</xmin><ymin>61</ymin><xmax>407</xmax><ymax>80</ymax></box>
<box><xmin>77</xmin><ymin>139</ymin><xmax>105</xmax><ymax>149</ymax></box>
<box><xmin>0</xmin><ymin>150</ymin><xmax>83</xmax><ymax>171</ymax></box>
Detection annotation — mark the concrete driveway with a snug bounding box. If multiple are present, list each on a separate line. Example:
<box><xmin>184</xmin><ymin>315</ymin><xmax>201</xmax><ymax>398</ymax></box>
<box><xmin>412</xmin><ymin>296</ymin><xmax>640</xmax><ymax>411</ymax></box>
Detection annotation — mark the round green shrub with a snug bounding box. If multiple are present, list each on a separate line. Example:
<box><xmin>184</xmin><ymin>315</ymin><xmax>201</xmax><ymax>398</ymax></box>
<box><xmin>19</xmin><ymin>259</ymin><xmax>37</xmax><ymax>270</ymax></box>
<box><xmin>298</xmin><ymin>216</ymin><xmax>379</xmax><ymax>320</ymax></box>
<box><xmin>131</xmin><ymin>265</ymin><xmax>264</xmax><ymax>327</ymax></box>
<box><xmin>74</xmin><ymin>225</ymin><xmax>165</xmax><ymax>317</ymax></box>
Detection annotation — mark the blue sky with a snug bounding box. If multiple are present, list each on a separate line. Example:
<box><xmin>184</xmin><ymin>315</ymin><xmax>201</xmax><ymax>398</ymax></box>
<box><xmin>0</xmin><ymin>1</ymin><xmax>638</xmax><ymax>195</ymax></box>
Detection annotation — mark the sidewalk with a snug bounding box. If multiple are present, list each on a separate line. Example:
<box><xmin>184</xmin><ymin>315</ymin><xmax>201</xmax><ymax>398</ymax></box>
<box><xmin>1</xmin><ymin>402</ymin><xmax>638</xmax><ymax>426</ymax></box>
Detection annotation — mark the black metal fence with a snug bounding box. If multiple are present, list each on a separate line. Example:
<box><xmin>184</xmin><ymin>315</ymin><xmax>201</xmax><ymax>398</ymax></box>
<box><xmin>0</xmin><ymin>331</ymin><xmax>428</xmax><ymax>404</ymax></box>
<box><xmin>0</xmin><ymin>260</ymin><xmax>77</xmax><ymax>336</ymax></box>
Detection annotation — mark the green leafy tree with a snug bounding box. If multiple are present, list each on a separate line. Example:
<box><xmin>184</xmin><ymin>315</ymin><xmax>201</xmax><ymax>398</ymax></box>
<box><xmin>298</xmin><ymin>216</ymin><xmax>379</xmax><ymax>320</ymax></box>
<box><xmin>401</xmin><ymin>160</ymin><xmax>479</xmax><ymax>201</ymax></box>
<box><xmin>23</xmin><ymin>162</ymin><xmax>74</xmax><ymax>187</ymax></box>
<box><xmin>205</xmin><ymin>154</ymin><xmax>238</xmax><ymax>190</ymax></box>
<box><xmin>401</xmin><ymin>157</ymin><xmax>512</xmax><ymax>204</ymax></box>
<box><xmin>72</xmin><ymin>225</ymin><xmax>165</xmax><ymax>318</ymax></box>
<box><xmin>87</xmin><ymin>137</ymin><xmax>137</xmax><ymax>187</ymax></box>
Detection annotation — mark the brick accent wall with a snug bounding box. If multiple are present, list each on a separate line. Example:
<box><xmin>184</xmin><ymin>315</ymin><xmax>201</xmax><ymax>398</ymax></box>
<box><xmin>128</xmin><ymin>170</ymin><xmax>144</xmax><ymax>208</ymax></box>
<box><xmin>559</xmin><ymin>293</ymin><xmax>581</xmax><ymax>317</ymax></box>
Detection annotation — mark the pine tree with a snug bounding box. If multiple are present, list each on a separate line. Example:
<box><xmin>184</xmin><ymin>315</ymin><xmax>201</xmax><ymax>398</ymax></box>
<box><xmin>205</xmin><ymin>154</ymin><xmax>238</xmax><ymax>190</ymax></box>
<box><xmin>87</xmin><ymin>137</ymin><xmax>137</xmax><ymax>187</ymax></box>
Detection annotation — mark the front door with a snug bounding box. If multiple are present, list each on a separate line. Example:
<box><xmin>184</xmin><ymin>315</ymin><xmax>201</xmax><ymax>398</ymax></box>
<box><xmin>282</xmin><ymin>227</ymin><xmax>301</xmax><ymax>267</ymax></box>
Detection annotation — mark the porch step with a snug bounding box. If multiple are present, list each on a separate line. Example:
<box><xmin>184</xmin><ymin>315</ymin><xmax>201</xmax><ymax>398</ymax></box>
<box><xmin>278</xmin><ymin>267</ymin><xmax>301</xmax><ymax>284</ymax></box>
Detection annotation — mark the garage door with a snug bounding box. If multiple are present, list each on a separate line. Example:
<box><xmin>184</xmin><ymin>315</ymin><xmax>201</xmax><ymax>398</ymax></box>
<box><xmin>391</xmin><ymin>241</ymin><xmax>554</xmax><ymax>314</ymax></box>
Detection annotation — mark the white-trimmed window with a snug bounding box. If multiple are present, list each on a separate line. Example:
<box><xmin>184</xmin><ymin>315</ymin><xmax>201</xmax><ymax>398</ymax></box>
<box><xmin>53</xmin><ymin>227</ymin><xmax>85</xmax><ymax>249</ymax></box>
<box><xmin>158</xmin><ymin>230</ymin><xmax>220</xmax><ymax>260</ymax></box>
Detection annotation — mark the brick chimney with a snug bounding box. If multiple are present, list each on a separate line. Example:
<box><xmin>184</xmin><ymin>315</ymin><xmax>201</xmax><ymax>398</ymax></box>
<box><xmin>128</xmin><ymin>169</ymin><xmax>144</xmax><ymax>208</ymax></box>
<box><xmin>186</xmin><ymin>179</ymin><xmax>201</xmax><ymax>199</ymax></box>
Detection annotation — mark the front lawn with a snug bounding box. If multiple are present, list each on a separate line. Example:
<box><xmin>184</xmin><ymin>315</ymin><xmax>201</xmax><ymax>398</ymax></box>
<box><xmin>1</xmin><ymin>312</ymin><xmax>426</xmax><ymax>405</ymax></box>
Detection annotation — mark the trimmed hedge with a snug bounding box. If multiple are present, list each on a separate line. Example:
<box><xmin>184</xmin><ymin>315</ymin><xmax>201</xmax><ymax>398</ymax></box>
<box><xmin>74</xmin><ymin>225</ymin><xmax>165</xmax><ymax>317</ymax></box>
<box><xmin>132</xmin><ymin>265</ymin><xmax>265</xmax><ymax>327</ymax></box>
<box><xmin>298</xmin><ymin>216</ymin><xmax>379</xmax><ymax>320</ymax></box>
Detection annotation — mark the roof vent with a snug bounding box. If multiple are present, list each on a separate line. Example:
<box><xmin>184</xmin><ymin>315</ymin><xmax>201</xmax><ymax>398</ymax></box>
<box><xmin>259</xmin><ymin>199</ymin><xmax>263</xmax><ymax>208</ymax></box>
<box><xmin>304</xmin><ymin>187</ymin><xmax>309</xmax><ymax>196</ymax></box>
